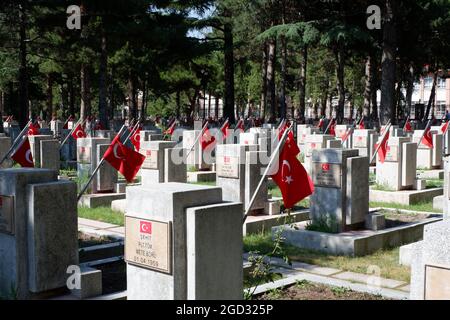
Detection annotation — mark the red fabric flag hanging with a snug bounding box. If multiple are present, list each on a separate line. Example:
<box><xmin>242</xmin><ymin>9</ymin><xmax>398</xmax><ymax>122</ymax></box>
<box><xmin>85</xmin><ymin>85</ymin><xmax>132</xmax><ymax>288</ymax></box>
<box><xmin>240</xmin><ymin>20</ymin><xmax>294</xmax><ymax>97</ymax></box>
<box><xmin>278</xmin><ymin>120</ymin><xmax>291</xmax><ymax>139</ymax></box>
<box><xmin>358</xmin><ymin>121</ymin><xmax>365</xmax><ymax>130</ymax></box>
<box><xmin>317</xmin><ymin>118</ymin><xmax>324</xmax><ymax>129</ymax></box>
<box><xmin>201</xmin><ymin>127</ymin><xmax>216</xmax><ymax>150</ymax></box>
<box><xmin>271</xmin><ymin>136</ymin><xmax>314</xmax><ymax>209</ymax></box>
<box><xmin>28</xmin><ymin>123</ymin><xmax>40</xmax><ymax>136</ymax></box>
<box><xmin>131</xmin><ymin>128</ymin><xmax>141</xmax><ymax>151</ymax></box>
<box><xmin>221</xmin><ymin>120</ymin><xmax>230</xmax><ymax>139</ymax></box>
<box><xmin>165</xmin><ymin>121</ymin><xmax>176</xmax><ymax>136</ymax></box>
<box><xmin>103</xmin><ymin>136</ymin><xmax>145</xmax><ymax>183</ymax></box>
<box><xmin>11</xmin><ymin>136</ymin><xmax>34</xmax><ymax>167</ymax></box>
<box><xmin>422</xmin><ymin>127</ymin><xmax>434</xmax><ymax>148</ymax></box>
<box><xmin>376</xmin><ymin>131</ymin><xmax>390</xmax><ymax>163</ymax></box>
<box><xmin>236</xmin><ymin>119</ymin><xmax>245</xmax><ymax>132</ymax></box>
<box><xmin>441</xmin><ymin>121</ymin><xmax>449</xmax><ymax>135</ymax></box>
<box><xmin>71</xmin><ymin>123</ymin><xmax>87</xmax><ymax>140</ymax></box>
<box><xmin>329</xmin><ymin>121</ymin><xmax>336</xmax><ymax>136</ymax></box>
<box><xmin>404</xmin><ymin>120</ymin><xmax>412</xmax><ymax>132</ymax></box>
<box><xmin>284</xmin><ymin>130</ymin><xmax>300</xmax><ymax>156</ymax></box>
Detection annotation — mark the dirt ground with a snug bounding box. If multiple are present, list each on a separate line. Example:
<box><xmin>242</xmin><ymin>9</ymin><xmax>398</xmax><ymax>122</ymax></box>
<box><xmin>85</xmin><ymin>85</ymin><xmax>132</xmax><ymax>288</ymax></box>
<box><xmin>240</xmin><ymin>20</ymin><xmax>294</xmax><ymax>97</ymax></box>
<box><xmin>257</xmin><ymin>281</ymin><xmax>390</xmax><ymax>300</ymax></box>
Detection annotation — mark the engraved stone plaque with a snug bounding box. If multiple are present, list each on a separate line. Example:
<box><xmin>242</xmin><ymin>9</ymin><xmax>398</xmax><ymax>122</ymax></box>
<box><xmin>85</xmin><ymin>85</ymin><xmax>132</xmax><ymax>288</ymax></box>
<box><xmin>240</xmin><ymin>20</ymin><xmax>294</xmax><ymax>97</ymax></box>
<box><xmin>312</xmin><ymin>163</ymin><xmax>342</xmax><ymax>188</ymax></box>
<box><xmin>141</xmin><ymin>149</ymin><xmax>159</xmax><ymax>169</ymax></box>
<box><xmin>425</xmin><ymin>264</ymin><xmax>450</xmax><ymax>300</ymax></box>
<box><xmin>384</xmin><ymin>145</ymin><xmax>399</xmax><ymax>162</ymax></box>
<box><xmin>77</xmin><ymin>146</ymin><xmax>91</xmax><ymax>163</ymax></box>
<box><xmin>125</xmin><ymin>217</ymin><xmax>172</xmax><ymax>274</ymax></box>
<box><xmin>216</xmin><ymin>156</ymin><xmax>239</xmax><ymax>179</ymax></box>
<box><xmin>0</xmin><ymin>196</ymin><xmax>14</xmax><ymax>235</ymax></box>
<box><xmin>353</xmin><ymin>135</ymin><xmax>368</xmax><ymax>148</ymax></box>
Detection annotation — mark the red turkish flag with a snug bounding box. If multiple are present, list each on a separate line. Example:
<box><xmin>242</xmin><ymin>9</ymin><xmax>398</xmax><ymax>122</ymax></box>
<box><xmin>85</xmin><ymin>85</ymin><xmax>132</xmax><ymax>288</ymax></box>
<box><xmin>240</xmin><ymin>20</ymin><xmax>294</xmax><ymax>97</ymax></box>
<box><xmin>376</xmin><ymin>131</ymin><xmax>390</xmax><ymax>163</ymax></box>
<box><xmin>358</xmin><ymin>122</ymin><xmax>365</xmax><ymax>129</ymax></box>
<box><xmin>103</xmin><ymin>136</ymin><xmax>145</xmax><ymax>182</ymax></box>
<box><xmin>284</xmin><ymin>130</ymin><xmax>301</xmax><ymax>156</ymax></box>
<box><xmin>28</xmin><ymin>123</ymin><xmax>40</xmax><ymax>136</ymax></box>
<box><xmin>271</xmin><ymin>140</ymin><xmax>314</xmax><ymax>209</ymax></box>
<box><xmin>422</xmin><ymin>127</ymin><xmax>433</xmax><ymax>148</ymax></box>
<box><xmin>235</xmin><ymin>119</ymin><xmax>245</xmax><ymax>132</ymax></box>
<box><xmin>329</xmin><ymin>122</ymin><xmax>336</xmax><ymax>136</ymax></box>
<box><xmin>317</xmin><ymin>118</ymin><xmax>324</xmax><ymax>129</ymax></box>
<box><xmin>131</xmin><ymin>128</ymin><xmax>141</xmax><ymax>151</ymax></box>
<box><xmin>201</xmin><ymin>127</ymin><xmax>216</xmax><ymax>150</ymax></box>
<box><xmin>221</xmin><ymin>120</ymin><xmax>230</xmax><ymax>139</ymax></box>
<box><xmin>71</xmin><ymin>123</ymin><xmax>87</xmax><ymax>140</ymax></box>
<box><xmin>11</xmin><ymin>136</ymin><xmax>34</xmax><ymax>167</ymax></box>
<box><xmin>404</xmin><ymin>120</ymin><xmax>412</xmax><ymax>132</ymax></box>
<box><xmin>441</xmin><ymin>121</ymin><xmax>449</xmax><ymax>135</ymax></box>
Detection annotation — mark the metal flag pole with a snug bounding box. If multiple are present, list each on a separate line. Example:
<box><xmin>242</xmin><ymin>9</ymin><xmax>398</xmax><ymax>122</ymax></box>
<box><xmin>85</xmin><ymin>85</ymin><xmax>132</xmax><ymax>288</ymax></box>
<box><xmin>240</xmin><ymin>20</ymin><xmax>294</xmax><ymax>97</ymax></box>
<box><xmin>323</xmin><ymin>118</ymin><xmax>335</xmax><ymax>135</ymax></box>
<box><xmin>340</xmin><ymin>126</ymin><xmax>355</xmax><ymax>147</ymax></box>
<box><xmin>243</xmin><ymin>124</ymin><xmax>292</xmax><ymax>224</ymax></box>
<box><xmin>124</xmin><ymin>121</ymin><xmax>140</xmax><ymax>143</ymax></box>
<box><xmin>417</xmin><ymin>119</ymin><xmax>433</xmax><ymax>148</ymax></box>
<box><xmin>370</xmin><ymin>123</ymin><xmax>393</xmax><ymax>164</ymax></box>
<box><xmin>0</xmin><ymin>120</ymin><xmax>32</xmax><ymax>166</ymax></box>
<box><xmin>186</xmin><ymin>121</ymin><xmax>209</xmax><ymax>159</ymax></box>
<box><xmin>77</xmin><ymin>125</ymin><xmax>130</xmax><ymax>201</ymax></box>
<box><xmin>60</xmin><ymin>118</ymin><xmax>84</xmax><ymax>150</ymax></box>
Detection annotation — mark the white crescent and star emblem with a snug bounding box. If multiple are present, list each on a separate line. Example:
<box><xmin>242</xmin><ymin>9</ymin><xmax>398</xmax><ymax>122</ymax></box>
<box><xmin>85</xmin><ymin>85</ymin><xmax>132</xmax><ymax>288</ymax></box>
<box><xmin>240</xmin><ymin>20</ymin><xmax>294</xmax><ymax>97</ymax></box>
<box><xmin>282</xmin><ymin>160</ymin><xmax>293</xmax><ymax>184</ymax></box>
<box><xmin>113</xmin><ymin>143</ymin><xmax>125</xmax><ymax>160</ymax></box>
<box><xmin>133</xmin><ymin>133</ymin><xmax>141</xmax><ymax>142</ymax></box>
<box><xmin>25</xmin><ymin>150</ymin><xmax>33</xmax><ymax>164</ymax></box>
<box><xmin>76</xmin><ymin>130</ymin><xmax>84</xmax><ymax>138</ymax></box>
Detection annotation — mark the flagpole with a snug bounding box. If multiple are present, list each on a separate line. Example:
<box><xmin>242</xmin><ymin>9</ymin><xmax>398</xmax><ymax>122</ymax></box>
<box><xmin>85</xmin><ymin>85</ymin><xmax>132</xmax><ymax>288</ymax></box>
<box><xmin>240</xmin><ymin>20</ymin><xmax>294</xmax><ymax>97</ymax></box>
<box><xmin>323</xmin><ymin>118</ymin><xmax>335</xmax><ymax>135</ymax></box>
<box><xmin>77</xmin><ymin>125</ymin><xmax>130</xmax><ymax>201</ymax></box>
<box><xmin>370</xmin><ymin>123</ymin><xmax>393</xmax><ymax>164</ymax></box>
<box><xmin>124</xmin><ymin>121</ymin><xmax>140</xmax><ymax>143</ymax></box>
<box><xmin>243</xmin><ymin>124</ymin><xmax>292</xmax><ymax>224</ymax></box>
<box><xmin>0</xmin><ymin>120</ymin><xmax>32</xmax><ymax>166</ymax></box>
<box><xmin>60</xmin><ymin>118</ymin><xmax>84</xmax><ymax>150</ymax></box>
<box><xmin>186</xmin><ymin>121</ymin><xmax>208</xmax><ymax>159</ymax></box>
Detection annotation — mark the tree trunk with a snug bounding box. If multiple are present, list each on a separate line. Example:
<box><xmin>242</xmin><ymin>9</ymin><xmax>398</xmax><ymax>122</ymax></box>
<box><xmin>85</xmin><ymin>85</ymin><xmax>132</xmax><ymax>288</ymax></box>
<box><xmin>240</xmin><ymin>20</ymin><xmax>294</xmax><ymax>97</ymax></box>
<box><xmin>127</xmin><ymin>72</ymin><xmax>138</xmax><ymax>121</ymax></box>
<box><xmin>380</xmin><ymin>0</ymin><xmax>397</xmax><ymax>125</ymax></box>
<box><xmin>80</xmin><ymin>63</ymin><xmax>92</xmax><ymax>120</ymax></box>
<box><xmin>46</xmin><ymin>74</ymin><xmax>53</xmax><ymax>119</ymax></box>
<box><xmin>223</xmin><ymin>18</ymin><xmax>235</xmax><ymax>123</ymax></box>
<box><xmin>334</xmin><ymin>46</ymin><xmax>345</xmax><ymax>123</ymax></box>
<box><xmin>0</xmin><ymin>91</ymin><xmax>4</xmax><ymax>133</ymax></box>
<box><xmin>18</xmin><ymin>3</ymin><xmax>29</xmax><ymax>127</ymax></box>
<box><xmin>266</xmin><ymin>38</ymin><xmax>276</xmax><ymax>122</ymax></box>
<box><xmin>299</xmin><ymin>45</ymin><xmax>308</xmax><ymax>121</ymax></box>
<box><xmin>279</xmin><ymin>36</ymin><xmax>287</xmax><ymax>120</ymax></box>
<box><xmin>141</xmin><ymin>76</ymin><xmax>147</xmax><ymax>121</ymax></box>
<box><xmin>215</xmin><ymin>95</ymin><xmax>219</xmax><ymax>119</ymax></box>
<box><xmin>69</xmin><ymin>78</ymin><xmax>75</xmax><ymax>117</ymax></box>
<box><xmin>176</xmin><ymin>90</ymin><xmax>181</xmax><ymax>119</ymax></box>
<box><xmin>405</xmin><ymin>65</ymin><xmax>414</xmax><ymax>118</ymax></box>
<box><xmin>260</xmin><ymin>43</ymin><xmax>268</xmax><ymax>119</ymax></box>
<box><xmin>363</xmin><ymin>56</ymin><xmax>372</xmax><ymax>118</ymax></box>
<box><xmin>424</xmin><ymin>71</ymin><xmax>438</xmax><ymax>121</ymax></box>
<box><xmin>98</xmin><ymin>32</ymin><xmax>108</xmax><ymax>129</ymax></box>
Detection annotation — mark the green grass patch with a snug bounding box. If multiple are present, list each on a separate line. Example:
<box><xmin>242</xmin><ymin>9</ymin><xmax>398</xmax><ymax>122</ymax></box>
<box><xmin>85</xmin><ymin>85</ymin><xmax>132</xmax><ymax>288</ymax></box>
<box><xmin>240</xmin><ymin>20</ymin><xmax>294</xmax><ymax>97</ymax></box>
<box><xmin>78</xmin><ymin>206</ymin><xmax>124</xmax><ymax>226</ymax></box>
<box><xmin>369</xmin><ymin>201</ymin><xmax>440</xmax><ymax>213</ymax></box>
<box><xmin>371</xmin><ymin>183</ymin><xmax>396</xmax><ymax>192</ymax></box>
<box><xmin>189</xmin><ymin>181</ymin><xmax>217</xmax><ymax>186</ymax></box>
<box><xmin>426</xmin><ymin>179</ymin><xmax>444</xmax><ymax>189</ymax></box>
<box><xmin>268</xmin><ymin>185</ymin><xmax>310</xmax><ymax>209</ymax></box>
<box><xmin>244</xmin><ymin>232</ymin><xmax>411</xmax><ymax>282</ymax></box>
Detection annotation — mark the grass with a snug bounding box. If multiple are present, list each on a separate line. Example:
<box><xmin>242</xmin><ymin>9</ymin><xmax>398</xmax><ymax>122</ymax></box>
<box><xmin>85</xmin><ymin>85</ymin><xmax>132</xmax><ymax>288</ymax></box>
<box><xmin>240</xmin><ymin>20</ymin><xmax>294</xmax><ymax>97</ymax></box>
<box><xmin>268</xmin><ymin>185</ymin><xmax>310</xmax><ymax>209</ymax></box>
<box><xmin>369</xmin><ymin>201</ymin><xmax>440</xmax><ymax>213</ymax></box>
<box><xmin>189</xmin><ymin>181</ymin><xmax>217</xmax><ymax>186</ymax></box>
<box><xmin>244</xmin><ymin>232</ymin><xmax>411</xmax><ymax>282</ymax></box>
<box><xmin>371</xmin><ymin>183</ymin><xmax>396</xmax><ymax>192</ymax></box>
<box><xmin>78</xmin><ymin>206</ymin><xmax>124</xmax><ymax>226</ymax></box>
<box><xmin>426</xmin><ymin>179</ymin><xmax>444</xmax><ymax>189</ymax></box>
